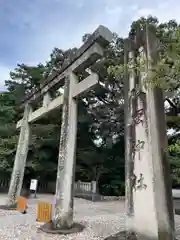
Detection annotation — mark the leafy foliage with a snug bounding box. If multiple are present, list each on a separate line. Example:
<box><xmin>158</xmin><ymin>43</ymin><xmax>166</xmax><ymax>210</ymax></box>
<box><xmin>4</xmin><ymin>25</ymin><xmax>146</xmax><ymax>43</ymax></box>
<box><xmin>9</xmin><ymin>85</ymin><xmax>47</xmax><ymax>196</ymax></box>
<box><xmin>168</xmin><ymin>138</ymin><xmax>180</xmax><ymax>187</ymax></box>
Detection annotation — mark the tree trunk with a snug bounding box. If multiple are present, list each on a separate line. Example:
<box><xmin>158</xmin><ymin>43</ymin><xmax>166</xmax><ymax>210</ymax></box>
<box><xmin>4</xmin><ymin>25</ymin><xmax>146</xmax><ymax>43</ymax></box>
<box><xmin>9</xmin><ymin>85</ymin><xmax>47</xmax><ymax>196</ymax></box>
<box><xmin>6</xmin><ymin>104</ymin><xmax>31</xmax><ymax>206</ymax></box>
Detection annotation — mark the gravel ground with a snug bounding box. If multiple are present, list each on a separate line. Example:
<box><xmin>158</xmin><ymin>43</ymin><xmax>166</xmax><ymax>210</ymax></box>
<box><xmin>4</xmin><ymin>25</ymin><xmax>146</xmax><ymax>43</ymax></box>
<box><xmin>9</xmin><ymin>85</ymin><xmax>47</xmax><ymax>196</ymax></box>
<box><xmin>0</xmin><ymin>194</ymin><xmax>180</xmax><ymax>239</ymax></box>
<box><xmin>0</xmin><ymin>194</ymin><xmax>125</xmax><ymax>240</ymax></box>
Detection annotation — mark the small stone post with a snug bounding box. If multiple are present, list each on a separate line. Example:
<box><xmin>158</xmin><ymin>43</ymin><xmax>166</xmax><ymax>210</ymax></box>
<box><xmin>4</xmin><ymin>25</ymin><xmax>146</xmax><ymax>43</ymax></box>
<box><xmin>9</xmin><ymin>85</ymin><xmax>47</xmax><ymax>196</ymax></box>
<box><xmin>91</xmin><ymin>181</ymin><xmax>97</xmax><ymax>201</ymax></box>
<box><xmin>91</xmin><ymin>181</ymin><xmax>97</xmax><ymax>193</ymax></box>
<box><xmin>6</xmin><ymin>104</ymin><xmax>32</xmax><ymax>207</ymax></box>
<box><xmin>77</xmin><ymin>180</ymin><xmax>81</xmax><ymax>191</ymax></box>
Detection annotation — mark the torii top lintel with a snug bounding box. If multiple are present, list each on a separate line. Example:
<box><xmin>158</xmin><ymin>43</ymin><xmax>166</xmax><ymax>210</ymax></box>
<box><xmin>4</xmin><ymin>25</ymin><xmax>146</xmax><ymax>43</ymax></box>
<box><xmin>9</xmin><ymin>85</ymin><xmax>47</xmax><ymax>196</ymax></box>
<box><xmin>21</xmin><ymin>25</ymin><xmax>113</xmax><ymax>107</ymax></box>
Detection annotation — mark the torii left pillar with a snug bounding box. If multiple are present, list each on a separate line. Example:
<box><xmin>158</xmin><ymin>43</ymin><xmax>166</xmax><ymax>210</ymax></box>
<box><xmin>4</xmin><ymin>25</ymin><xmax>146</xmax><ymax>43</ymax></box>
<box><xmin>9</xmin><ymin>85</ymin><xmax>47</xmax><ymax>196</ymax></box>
<box><xmin>6</xmin><ymin>104</ymin><xmax>32</xmax><ymax>207</ymax></box>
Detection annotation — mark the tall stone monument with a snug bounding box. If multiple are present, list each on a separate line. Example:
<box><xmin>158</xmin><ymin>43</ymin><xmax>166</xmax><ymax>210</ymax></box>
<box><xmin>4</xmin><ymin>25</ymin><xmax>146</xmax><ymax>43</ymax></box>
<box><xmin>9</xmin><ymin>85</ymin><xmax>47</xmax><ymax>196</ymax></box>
<box><xmin>125</xmin><ymin>26</ymin><xmax>175</xmax><ymax>239</ymax></box>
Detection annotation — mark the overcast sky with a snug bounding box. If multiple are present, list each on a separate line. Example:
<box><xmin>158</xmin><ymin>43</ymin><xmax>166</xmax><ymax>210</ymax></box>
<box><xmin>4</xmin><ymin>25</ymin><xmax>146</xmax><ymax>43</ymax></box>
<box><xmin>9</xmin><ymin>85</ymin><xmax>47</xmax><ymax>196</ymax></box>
<box><xmin>0</xmin><ymin>0</ymin><xmax>180</xmax><ymax>91</ymax></box>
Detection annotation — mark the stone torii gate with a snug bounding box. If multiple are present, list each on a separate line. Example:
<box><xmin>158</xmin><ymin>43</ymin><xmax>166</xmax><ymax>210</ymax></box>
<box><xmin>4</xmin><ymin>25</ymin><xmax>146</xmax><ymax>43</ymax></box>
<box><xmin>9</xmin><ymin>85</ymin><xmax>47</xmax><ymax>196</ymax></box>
<box><xmin>5</xmin><ymin>25</ymin><xmax>114</xmax><ymax>232</ymax></box>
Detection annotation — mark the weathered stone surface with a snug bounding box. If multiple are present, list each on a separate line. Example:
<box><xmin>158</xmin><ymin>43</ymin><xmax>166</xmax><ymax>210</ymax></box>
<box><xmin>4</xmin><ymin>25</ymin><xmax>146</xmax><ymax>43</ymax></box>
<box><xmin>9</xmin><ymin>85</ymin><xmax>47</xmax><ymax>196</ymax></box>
<box><xmin>53</xmin><ymin>73</ymin><xmax>78</xmax><ymax>229</ymax></box>
<box><xmin>125</xmin><ymin>27</ymin><xmax>175</xmax><ymax>239</ymax></box>
<box><xmin>6</xmin><ymin>104</ymin><xmax>32</xmax><ymax>206</ymax></box>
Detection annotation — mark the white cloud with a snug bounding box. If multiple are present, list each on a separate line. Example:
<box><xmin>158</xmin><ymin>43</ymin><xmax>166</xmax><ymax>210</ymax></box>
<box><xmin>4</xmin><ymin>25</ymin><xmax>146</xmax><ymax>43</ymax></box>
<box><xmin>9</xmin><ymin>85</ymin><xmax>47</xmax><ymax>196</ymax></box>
<box><xmin>20</xmin><ymin>0</ymin><xmax>124</xmax><ymax>65</ymax></box>
<box><xmin>133</xmin><ymin>0</ymin><xmax>180</xmax><ymax>23</ymax></box>
<box><xmin>1</xmin><ymin>0</ymin><xmax>180</xmax><ymax>91</ymax></box>
<box><xmin>104</xmin><ymin>0</ymin><xmax>122</xmax><ymax>15</ymax></box>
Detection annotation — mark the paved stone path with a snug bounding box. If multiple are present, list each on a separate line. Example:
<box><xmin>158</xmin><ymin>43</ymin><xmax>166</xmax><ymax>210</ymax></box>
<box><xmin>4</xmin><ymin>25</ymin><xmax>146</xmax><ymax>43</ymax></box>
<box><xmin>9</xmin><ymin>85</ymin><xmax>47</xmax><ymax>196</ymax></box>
<box><xmin>0</xmin><ymin>194</ymin><xmax>180</xmax><ymax>239</ymax></box>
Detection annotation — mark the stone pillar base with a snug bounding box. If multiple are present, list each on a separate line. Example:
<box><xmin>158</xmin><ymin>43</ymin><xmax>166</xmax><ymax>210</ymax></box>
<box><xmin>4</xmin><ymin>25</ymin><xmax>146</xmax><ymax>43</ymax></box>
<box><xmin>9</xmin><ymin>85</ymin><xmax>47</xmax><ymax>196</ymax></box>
<box><xmin>39</xmin><ymin>221</ymin><xmax>85</xmax><ymax>235</ymax></box>
<box><xmin>0</xmin><ymin>202</ymin><xmax>17</xmax><ymax>210</ymax></box>
<box><xmin>104</xmin><ymin>231</ymin><xmax>137</xmax><ymax>240</ymax></box>
<box><xmin>104</xmin><ymin>231</ymin><xmax>178</xmax><ymax>240</ymax></box>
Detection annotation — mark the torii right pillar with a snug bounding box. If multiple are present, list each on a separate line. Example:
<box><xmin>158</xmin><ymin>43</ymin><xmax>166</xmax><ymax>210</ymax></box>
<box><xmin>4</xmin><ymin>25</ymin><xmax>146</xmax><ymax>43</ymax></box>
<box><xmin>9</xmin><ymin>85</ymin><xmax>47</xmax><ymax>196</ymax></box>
<box><xmin>125</xmin><ymin>26</ymin><xmax>175</xmax><ymax>239</ymax></box>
